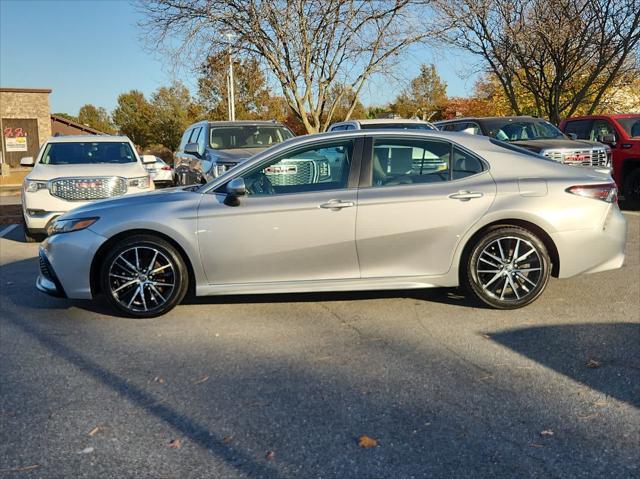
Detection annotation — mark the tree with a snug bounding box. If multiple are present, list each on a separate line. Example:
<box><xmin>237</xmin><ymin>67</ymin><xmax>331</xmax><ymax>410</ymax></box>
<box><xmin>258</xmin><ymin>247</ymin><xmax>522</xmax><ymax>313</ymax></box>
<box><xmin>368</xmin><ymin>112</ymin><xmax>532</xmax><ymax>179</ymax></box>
<box><xmin>139</xmin><ymin>0</ymin><xmax>425</xmax><ymax>133</ymax></box>
<box><xmin>149</xmin><ymin>82</ymin><xmax>203</xmax><ymax>152</ymax></box>
<box><xmin>391</xmin><ymin>64</ymin><xmax>448</xmax><ymax>120</ymax></box>
<box><xmin>77</xmin><ymin>104</ymin><xmax>115</xmax><ymax>133</ymax></box>
<box><xmin>197</xmin><ymin>55</ymin><xmax>288</xmax><ymax>121</ymax></box>
<box><xmin>432</xmin><ymin>0</ymin><xmax>640</xmax><ymax>123</ymax></box>
<box><xmin>112</xmin><ymin>90</ymin><xmax>154</xmax><ymax>148</ymax></box>
<box><xmin>321</xmin><ymin>85</ymin><xmax>367</xmax><ymax>124</ymax></box>
<box><xmin>52</xmin><ymin>112</ymin><xmax>78</xmax><ymax>122</ymax></box>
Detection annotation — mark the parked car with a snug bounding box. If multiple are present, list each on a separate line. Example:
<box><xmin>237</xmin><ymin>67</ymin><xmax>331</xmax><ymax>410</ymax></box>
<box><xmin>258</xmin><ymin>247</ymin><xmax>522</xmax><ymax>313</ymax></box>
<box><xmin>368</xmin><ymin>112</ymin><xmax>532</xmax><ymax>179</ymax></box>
<box><xmin>142</xmin><ymin>155</ymin><xmax>174</xmax><ymax>188</ymax></box>
<box><xmin>36</xmin><ymin>130</ymin><xmax>626</xmax><ymax>317</ymax></box>
<box><xmin>328</xmin><ymin>118</ymin><xmax>436</xmax><ymax>132</ymax></box>
<box><xmin>20</xmin><ymin>135</ymin><xmax>154</xmax><ymax>242</ymax></box>
<box><xmin>559</xmin><ymin>114</ymin><xmax>640</xmax><ymax>206</ymax></box>
<box><xmin>174</xmin><ymin>120</ymin><xmax>294</xmax><ymax>185</ymax></box>
<box><xmin>434</xmin><ymin>116</ymin><xmax>611</xmax><ymax>169</ymax></box>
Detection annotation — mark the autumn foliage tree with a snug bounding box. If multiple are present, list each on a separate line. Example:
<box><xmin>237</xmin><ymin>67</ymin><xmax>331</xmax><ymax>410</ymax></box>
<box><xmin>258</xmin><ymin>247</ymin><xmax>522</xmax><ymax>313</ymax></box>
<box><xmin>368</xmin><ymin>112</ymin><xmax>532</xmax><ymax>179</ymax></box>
<box><xmin>390</xmin><ymin>64</ymin><xmax>448</xmax><ymax>120</ymax></box>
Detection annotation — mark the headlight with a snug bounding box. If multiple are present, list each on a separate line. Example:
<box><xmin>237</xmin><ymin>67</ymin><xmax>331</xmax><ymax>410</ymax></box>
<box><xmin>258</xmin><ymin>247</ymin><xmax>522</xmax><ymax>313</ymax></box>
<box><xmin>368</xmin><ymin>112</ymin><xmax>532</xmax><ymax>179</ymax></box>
<box><xmin>24</xmin><ymin>180</ymin><xmax>48</xmax><ymax>192</ymax></box>
<box><xmin>47</xmin><ymin>217</ymin><xmax>99</xmax><ymax>236</ymax></box>
<box><xmin>128</xmin><ymin>176</ymin><xmax>151</xmax><ymax>189</ymax></box>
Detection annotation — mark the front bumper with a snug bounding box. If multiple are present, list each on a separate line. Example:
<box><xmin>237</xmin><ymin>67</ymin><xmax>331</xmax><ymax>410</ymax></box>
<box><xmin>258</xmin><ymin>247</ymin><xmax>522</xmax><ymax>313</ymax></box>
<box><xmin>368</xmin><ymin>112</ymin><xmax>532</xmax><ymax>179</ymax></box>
<box><xmin>36</xmin><ymin>227</ymin><xmax>107</xmax><ymax>299</ymax></box>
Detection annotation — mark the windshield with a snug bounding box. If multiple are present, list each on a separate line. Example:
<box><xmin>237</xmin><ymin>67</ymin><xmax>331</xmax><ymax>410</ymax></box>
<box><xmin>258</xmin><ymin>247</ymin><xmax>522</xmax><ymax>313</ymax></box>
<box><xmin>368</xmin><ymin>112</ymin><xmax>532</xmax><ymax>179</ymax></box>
<box><xmin>485</xmin><ymin>120</ymin><xmax>565</xmax><ymax>141</ymax></box>
<box><xmin>489</xmin><ymin>138</ymin><xmax>551</xmax><ymax>160</ymax></box>
<box><xmin>616</xmin><ymin>117</ymin><xmax>640</xmax><ymax>138</ymax></box>
<box><xmin>40</xmin><ymin>141</ymin><xmax>137</xmax><ymax>165</ymax></box>
<box><xmin>360</xmin><ymin>123</ymin><xmax>435</xmax><ymax>130</ymax></box>
<box><xmin>209</xmin><ymin>126</ymin><xmax>294</xmax><ymax>150</ymax></box>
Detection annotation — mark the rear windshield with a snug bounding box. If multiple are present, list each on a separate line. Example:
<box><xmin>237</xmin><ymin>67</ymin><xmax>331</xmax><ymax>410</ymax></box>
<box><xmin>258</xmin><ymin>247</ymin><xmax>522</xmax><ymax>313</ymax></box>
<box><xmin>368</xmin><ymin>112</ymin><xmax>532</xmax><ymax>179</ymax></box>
<box><xmin>616</xmin><ymin>117</ymin><xmax>640</xmax><ymax>138</ymax></box>
<box><xmin>40</xmin><ymin>141</ymin><xmax>137</xmax><ymax>165</ymax></box>
<box><xmin>209</xmin><ymin>126</ymin><xmax>294</xmax><ymax>150</ymax></box>
<box><xmin>360</xmin><ymin>123</ymin><xmax>435</xmax><ymax>130</ymax></box>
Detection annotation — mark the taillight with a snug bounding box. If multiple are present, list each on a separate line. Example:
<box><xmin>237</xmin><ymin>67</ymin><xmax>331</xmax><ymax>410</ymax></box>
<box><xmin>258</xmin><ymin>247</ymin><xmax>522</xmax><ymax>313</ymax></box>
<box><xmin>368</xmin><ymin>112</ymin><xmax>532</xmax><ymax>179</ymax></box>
<box><xmin>161</xmin><ymin>166</ymin><xmax>171</xmax><ymax>171</ymax></box>
<box><xmin>566</xmin><ymin>183</ymin><xmax>618</xmax><ymax>203</ymax></box>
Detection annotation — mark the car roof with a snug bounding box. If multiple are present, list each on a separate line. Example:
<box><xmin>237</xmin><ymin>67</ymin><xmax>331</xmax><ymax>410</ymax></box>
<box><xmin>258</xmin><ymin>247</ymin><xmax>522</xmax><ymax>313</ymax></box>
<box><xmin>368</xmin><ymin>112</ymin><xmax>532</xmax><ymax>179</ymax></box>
<box><xmin>188</xmin><ymin>120</ymin><xmax>287</xmax><ymax>128</ymax></box>
<box><xmin>562</xmin><ymin>114</ymin><xmax>640</xmax><ymax>121</ymax></box>
<box><xmin>348</xmin><ymin>118</ymin><xmax>433</xmax><ymax>125</ymax></box>
<box><xmin>435</xmin><ymin>116</ymin><xmax>539</xmax><ymax>124</ymax></box>
<box><xmin>46</xmin><ymin>135</ymin><xmax>132</xmax><ymax>143</ymax></box>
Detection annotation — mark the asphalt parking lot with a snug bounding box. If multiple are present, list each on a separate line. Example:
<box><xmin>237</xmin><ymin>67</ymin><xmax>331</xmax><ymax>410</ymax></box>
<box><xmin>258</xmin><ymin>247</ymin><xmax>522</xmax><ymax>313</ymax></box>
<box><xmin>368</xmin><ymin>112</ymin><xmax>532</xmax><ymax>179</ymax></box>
<box><xmin>1</xmin><ymin>213</ymin><xmax>638</xmax><ymax>478</ymax></box>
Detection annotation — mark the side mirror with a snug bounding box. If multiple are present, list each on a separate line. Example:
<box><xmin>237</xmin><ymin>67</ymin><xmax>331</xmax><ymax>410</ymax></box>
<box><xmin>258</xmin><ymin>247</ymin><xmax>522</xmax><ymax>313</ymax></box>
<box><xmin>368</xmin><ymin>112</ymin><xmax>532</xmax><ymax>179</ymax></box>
<box><xmin>224</xmin><ymin>177</ymin><xmax>246</xmax><ymax>206</ymax></box>
<box><xmin>184</xmin><ymin>142</ymin><xmax>201</xmax><ymax>158</ymax></box>
<box><xmin>20</xmin><ymin>156</ymin><xmax>34</xmax><ymax>166</ymax></box>
<box><xmin>567</xmin><ymin>132</ymin><xmax>578</xmax><ymax>140</ymax></box>
<box><xmin>141</xmin><ymin>154</ymin><xmax>157</xmax><ymax>164</ymax></box>
<box><xmin>601</xmin><ymin>134</ymin><xmax>616</xmax><ymax>146</ymax></box>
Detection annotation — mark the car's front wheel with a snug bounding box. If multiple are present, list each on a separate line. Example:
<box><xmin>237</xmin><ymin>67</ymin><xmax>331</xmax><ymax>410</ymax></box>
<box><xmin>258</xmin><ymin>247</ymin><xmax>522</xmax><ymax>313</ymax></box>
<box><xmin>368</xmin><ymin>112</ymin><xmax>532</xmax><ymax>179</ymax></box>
<box><xmin>100</xmin><ymin>234</ymin><xmax>188</xmax><ymax>317</ymax></box>
<box><xmin>463</xmin><ymin>226</ymin><xmax>551</xmax><ymax>309</ymax></box>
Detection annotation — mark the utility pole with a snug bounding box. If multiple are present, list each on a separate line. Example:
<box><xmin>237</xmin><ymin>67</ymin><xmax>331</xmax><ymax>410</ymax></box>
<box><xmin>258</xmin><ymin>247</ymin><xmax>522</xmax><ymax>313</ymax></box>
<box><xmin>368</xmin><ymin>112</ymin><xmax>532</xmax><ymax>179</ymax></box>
<box><xmin>225</xmin><ymin>33</ymin><xmax>236</xmax><ymax>121</ymax></box>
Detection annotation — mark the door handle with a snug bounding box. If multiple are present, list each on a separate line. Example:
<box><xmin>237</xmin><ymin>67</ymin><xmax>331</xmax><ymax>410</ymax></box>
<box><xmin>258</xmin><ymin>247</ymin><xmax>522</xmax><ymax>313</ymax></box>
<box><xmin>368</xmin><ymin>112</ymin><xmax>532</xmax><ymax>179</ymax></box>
<box><xmin>319</xmin><ymin>200</ymin><xmax>355</xmax><ymax>210</ymax></box>
<box><xmin>449</xmin><ymin>190</ymin><xmax>484</xmax><ymax>201</ymax></box>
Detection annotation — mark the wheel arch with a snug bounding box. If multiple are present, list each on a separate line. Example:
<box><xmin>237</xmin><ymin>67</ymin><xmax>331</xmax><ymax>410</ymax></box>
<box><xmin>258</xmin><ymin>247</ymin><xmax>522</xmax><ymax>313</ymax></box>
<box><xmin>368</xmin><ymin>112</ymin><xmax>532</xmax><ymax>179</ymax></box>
<box><xmin>90</xmin><ymin>229</ymin><xmax>197</xmax><ymax>297</ymax></box>
<box><xmin>458</xmin><ymin>218</ymin><xmax>560</xmax><ymax>283</ymax></box>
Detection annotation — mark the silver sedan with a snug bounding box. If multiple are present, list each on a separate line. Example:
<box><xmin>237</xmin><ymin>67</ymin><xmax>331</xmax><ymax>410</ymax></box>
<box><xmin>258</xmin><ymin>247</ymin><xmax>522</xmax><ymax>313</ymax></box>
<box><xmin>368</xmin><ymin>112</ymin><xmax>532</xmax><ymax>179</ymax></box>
<box><xmin>36</xmin><ymin>130</ymin><xmax>626</xmax><ymax>317</ymax></box>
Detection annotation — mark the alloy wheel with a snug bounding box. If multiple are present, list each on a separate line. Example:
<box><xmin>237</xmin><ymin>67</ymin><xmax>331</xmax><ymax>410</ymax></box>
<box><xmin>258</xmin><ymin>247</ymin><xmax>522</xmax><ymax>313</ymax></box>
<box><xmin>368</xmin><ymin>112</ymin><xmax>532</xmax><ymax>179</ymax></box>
<box><xmin>107</xmin><ymin>246</ymin><xmax>176</xmax><ymax>313</ymax></box>
<box><xmin>475</xmin><ymin>236</ymin><xmax>543</xmax><ymax>303</ymax></box>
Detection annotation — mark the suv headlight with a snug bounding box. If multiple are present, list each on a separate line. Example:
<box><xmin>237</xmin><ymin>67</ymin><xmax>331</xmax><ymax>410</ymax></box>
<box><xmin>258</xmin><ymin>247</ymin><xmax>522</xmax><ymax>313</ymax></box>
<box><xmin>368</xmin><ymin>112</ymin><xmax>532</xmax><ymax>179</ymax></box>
<box><xmin>47</xmin><ymin>217</ymin><xmax>99</xmax><ymax>236</ymax></box>
<box><xmin>24</xmin><ymin>180</ymin><xmax>48</xmax><ymax>192</ymax></box>
<box><xmin>128</xmin><ymin>176</ymin><xmax>151</xmax><ymax>189</ymax></box>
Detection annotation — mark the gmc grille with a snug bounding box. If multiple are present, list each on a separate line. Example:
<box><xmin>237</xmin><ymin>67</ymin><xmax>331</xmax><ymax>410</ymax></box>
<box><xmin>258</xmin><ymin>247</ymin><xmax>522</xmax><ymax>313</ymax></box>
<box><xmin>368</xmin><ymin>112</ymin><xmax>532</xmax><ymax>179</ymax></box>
<box><xmin>543</xmin><ymin>148</ymin><xmax>608</xmax><ymax>167</ymax></box>
<box><xmin>49</xmin><ymin>177</ymin><xmax>127</xmax><ymax>201</ymax></box>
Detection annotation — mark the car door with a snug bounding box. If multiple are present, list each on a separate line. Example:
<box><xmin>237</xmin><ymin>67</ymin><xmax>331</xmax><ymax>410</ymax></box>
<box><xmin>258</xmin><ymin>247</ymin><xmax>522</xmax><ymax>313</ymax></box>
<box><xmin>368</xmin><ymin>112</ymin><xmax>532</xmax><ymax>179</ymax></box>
<box><xmin>197</xmin><ymin>137</ymin><xmax>362</xmax><ymax>284</ymax></box>
<box><xmin>356</xmin><ymin>135</ymin><xmax>496</xmax><ymax>278</ymax></box>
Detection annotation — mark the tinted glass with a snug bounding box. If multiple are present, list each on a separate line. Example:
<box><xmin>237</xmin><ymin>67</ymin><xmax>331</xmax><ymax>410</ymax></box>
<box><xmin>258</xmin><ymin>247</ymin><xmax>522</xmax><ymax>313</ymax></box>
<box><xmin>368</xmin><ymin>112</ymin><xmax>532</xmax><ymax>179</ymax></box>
<box><xmin>361</xmin><ymin>123</ymin><xmax>435</xmax><ymax>130</ymax></box>
<box><xmin>452</xmin><ymin>146</ymin><xmax>484</xmax><ymax>179</ymax></box>
<box><xmin>563</xmin><ymin>119</ymin><xmax>592</xmax><ymax>140</ymax></box>
<box><xmin>484</xmin><ymin>119</ymin><xmax>565</xmax><ymax>141</ymax></box>
<box><xmin>178</xmin><ymin>129</ymin><xmax>192</xmax><ymax>151</ymax></box>
<box><xmin>372</xmin><ymin>138</ymin><xmax>450</xmax><ymax>187</ymax></box>
<box><xmin>40</xmin><ymin>142</ymin><xmax>136</xmax><ymax>165</ymax></box>
<box><xmin>242</xmin><ymin>140</ymin><xmax>353</xmax><ymax>196</ymax></box>
<box><xmin>616</xmin><ymin>117</ymin><xmax>640</xmax><ymax>138</ymax></box>
<box><xmin>210</xmin><ymin>126</ymin><xmax>294</xmax><ymax>149</ymax></box>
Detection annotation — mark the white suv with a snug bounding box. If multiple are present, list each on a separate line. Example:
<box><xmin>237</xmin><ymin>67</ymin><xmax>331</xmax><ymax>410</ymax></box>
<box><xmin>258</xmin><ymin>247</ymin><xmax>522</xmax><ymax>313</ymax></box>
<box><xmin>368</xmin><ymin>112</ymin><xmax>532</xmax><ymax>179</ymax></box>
<box><xmin>21</xmin><ymin>135</ymin><xmax>154</xmax><ymax>242</ymax></box>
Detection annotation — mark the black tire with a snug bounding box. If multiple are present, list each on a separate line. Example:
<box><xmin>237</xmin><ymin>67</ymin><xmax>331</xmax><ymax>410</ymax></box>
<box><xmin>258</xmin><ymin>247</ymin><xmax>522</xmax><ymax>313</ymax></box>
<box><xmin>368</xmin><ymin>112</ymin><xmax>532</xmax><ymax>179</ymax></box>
<box><xmin>462</xmin><ymin>226</ymin><xmax>551</xmax><ymax>309</ymax></box>
<box><xmin>22</xmin><ymin>215</ymin><xmax>44</xmax><ymax>243</ymax></box>
<box><xmin>622</xmin><ymin>168</ymin><xmax>640</xmax><ymax>209</ymax></box>
<box><xmin>100</xmin><ymin>234</ymin><xmax>188</xmax><ymax>318</ymax></box>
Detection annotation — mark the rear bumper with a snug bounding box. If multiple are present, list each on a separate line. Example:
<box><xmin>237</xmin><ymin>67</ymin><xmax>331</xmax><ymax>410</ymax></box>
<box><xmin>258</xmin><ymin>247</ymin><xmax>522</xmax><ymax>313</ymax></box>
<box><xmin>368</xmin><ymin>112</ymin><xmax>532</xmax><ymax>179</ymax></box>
<box><xmin>552</xmin><ymin>205</ymin><xmax>627</xmax><ymax>278</ymax></box>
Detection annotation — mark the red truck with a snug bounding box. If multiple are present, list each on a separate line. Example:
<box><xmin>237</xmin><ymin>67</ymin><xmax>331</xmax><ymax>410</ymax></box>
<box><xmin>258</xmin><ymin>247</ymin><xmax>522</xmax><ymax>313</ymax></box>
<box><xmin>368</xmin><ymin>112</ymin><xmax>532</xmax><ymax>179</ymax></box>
<box><xmin>560</xmin><ymin>114</ymin><xmax>640</xmax><ymax>206</ymax></box>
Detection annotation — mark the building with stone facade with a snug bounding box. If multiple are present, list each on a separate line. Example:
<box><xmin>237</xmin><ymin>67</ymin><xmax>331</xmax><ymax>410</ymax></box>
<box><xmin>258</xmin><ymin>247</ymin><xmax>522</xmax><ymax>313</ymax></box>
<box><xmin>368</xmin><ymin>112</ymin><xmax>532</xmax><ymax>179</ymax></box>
<box><xmin>0</xmin><ymin>87</ymin><xmax>52</xmax><ymax>168</ymax></box>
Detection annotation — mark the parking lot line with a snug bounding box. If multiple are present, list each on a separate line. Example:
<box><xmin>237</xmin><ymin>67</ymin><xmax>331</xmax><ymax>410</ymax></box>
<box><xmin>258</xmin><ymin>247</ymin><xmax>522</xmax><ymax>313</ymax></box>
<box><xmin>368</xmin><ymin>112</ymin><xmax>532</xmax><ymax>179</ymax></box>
<box><xmin>0</xmin><ymin>224</ymin><xmax>18</xmax><ymax>238</ymax></box>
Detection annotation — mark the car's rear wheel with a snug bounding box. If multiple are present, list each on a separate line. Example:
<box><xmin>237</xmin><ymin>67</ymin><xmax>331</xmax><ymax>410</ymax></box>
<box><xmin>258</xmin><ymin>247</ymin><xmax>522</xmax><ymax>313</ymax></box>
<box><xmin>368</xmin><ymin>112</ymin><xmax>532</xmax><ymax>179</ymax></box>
<box><xmin>463</xmin><ymin>226</ymin><xmax>551</xmax><ymax>309</ymax></box>
<box><xmin>100</xmin><ymin>234</ymin><xmax>188</xmax><ymax>317</ymax></box>
<box><xmin>622</xmin><ymin>168</ymin><xmax>640</xmax><ymax>209</ymax></box>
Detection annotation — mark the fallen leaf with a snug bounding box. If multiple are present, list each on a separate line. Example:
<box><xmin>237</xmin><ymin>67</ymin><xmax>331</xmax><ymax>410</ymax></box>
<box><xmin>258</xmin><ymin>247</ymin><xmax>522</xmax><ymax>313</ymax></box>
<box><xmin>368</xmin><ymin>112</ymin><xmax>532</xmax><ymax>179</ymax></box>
<box><xmin>168</xmin><ymin>438</ymin><xmax>182</xmax><ymax>449</ymax></box>
<box><xmin>0</xmin><ymin>464</ymin><xmax>40</xmax><ymax>473</ymax></box>
<box><xmin>153</xmin><ymin>376</ymin><xmax>165</xmax><ymax>384</ymax></box>
<box><xmin>265</xmin><ymin>451</ymin><xmax>275</xmax><ymax>461</ymax></box>
<box><xmin>88</xmin><ymin>426</ymin><xmax>101</xmax><ymax>436</ymax></box>
<box><xmin>358</xmin><ymin>435</ymin><xmax>378</xmax><ymax>448</ymax></box>
<box><xmin>222</xmin><ymin>435</ymin><xmax>234</xmax><ymax>444</ymax></box>
<box><xmin>481</xmin><ymin>334</ymin><xmax>491</xmax><ymax>340</ymax></box>
<box><xmin>594</xmin><ymin>400</ymin><xmax>608</xmax><ymax>407</ymax></box>
<box><xmin>586</xmin><ymin>359</ymin><xmax>601</xmax><ymax>369</ymax></box>
<box><xmin>193</xmin><ymin>375</ymin><xmax>210</xmax><ymax>385</ymax></box>
<box><xmin>540</xmin><ymin>430</ymin><xmax>554</xmax><ymax>437</ymax></box>
<box><xmin>529</xmin><ymin>443</ymin><xmax>545</xmax><ymax>448</ymax></box>
<box><xmin>78</xmin><ymin>447</ymin><xmax>94</xmax><ymax>454</ymax></box>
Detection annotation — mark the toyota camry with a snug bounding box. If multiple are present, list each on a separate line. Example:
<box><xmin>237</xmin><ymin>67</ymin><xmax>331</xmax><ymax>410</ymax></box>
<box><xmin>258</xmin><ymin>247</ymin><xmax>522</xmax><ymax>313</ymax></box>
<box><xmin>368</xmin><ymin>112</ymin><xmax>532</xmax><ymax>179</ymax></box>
<box><xmin>36</xmin><ymin>130</ymin><xmax>626</xmax><ymax>317</ymax></box>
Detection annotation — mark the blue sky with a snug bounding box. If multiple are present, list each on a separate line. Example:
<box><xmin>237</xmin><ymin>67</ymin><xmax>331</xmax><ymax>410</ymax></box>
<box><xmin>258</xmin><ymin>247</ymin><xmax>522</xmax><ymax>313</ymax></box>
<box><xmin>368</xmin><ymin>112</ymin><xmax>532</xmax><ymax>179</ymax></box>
<box><xmin>0</xmin><ymin>0</ymin><xmax>480</xmax><ymax>115</ymax></box>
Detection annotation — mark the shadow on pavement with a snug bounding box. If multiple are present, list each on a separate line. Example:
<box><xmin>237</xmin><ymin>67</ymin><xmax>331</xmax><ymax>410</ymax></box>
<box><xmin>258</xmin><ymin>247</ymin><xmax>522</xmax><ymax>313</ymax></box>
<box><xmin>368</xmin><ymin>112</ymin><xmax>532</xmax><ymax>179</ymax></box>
<box><xmin>491</xmin><ymin>322</ymin><xmax>640</xmax><ymax>407</ymax></box>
